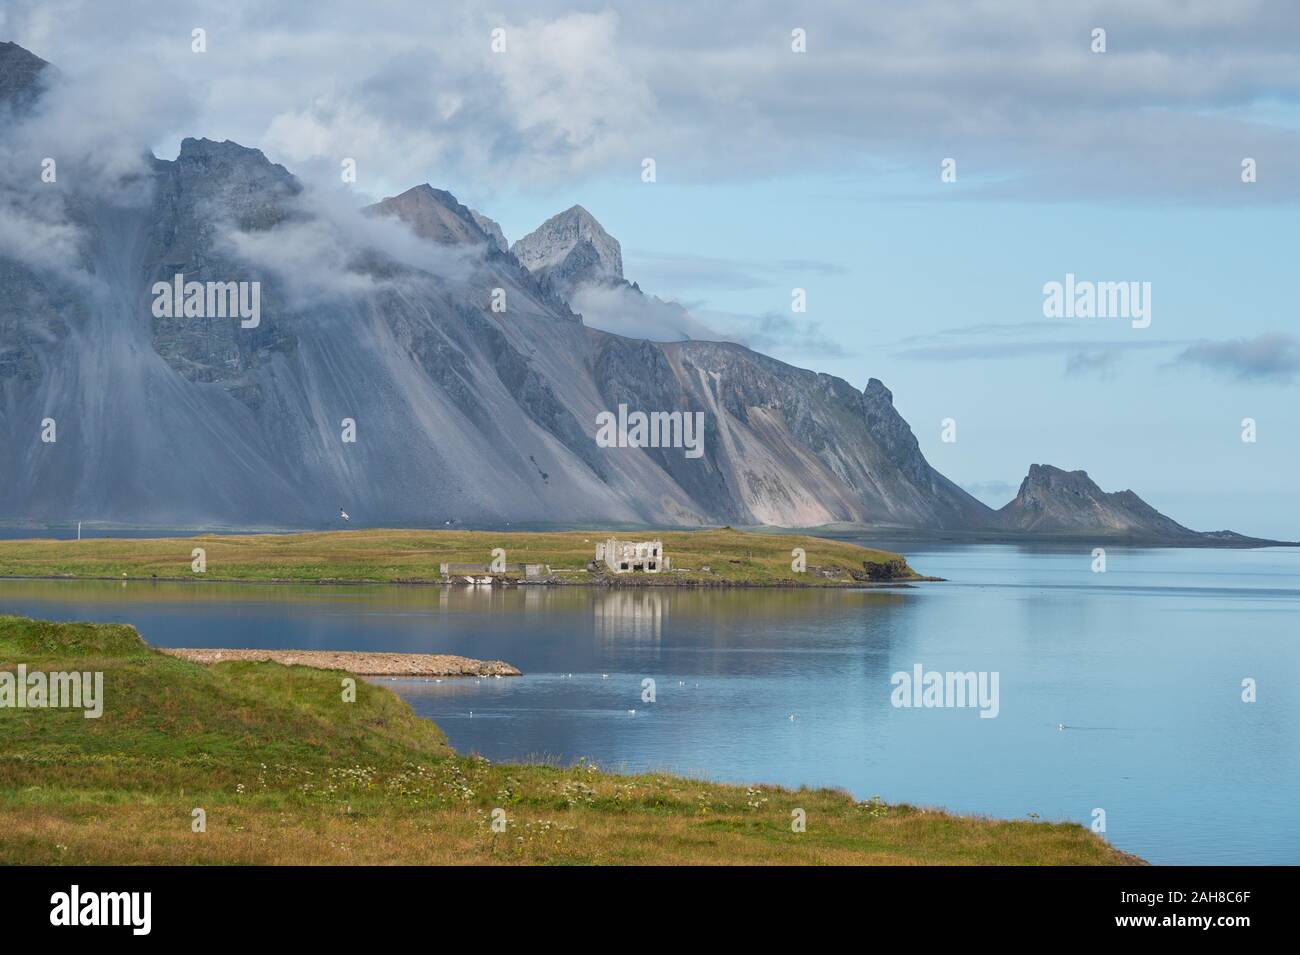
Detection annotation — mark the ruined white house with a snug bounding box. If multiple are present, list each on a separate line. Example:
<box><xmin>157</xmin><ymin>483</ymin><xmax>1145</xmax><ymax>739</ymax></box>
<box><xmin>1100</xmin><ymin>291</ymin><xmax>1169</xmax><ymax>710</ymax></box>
<box><xmin>595</xmin><ymin>538</ymin><xmax>669</xmax><ymax>573</ymax></box>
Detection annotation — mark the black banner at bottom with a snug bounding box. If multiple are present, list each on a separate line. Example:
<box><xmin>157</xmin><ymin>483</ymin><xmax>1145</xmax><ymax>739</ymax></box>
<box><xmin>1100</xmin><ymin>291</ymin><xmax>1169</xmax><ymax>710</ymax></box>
<box><xmin>0</xmin><ymin>865</ymin><xmax>1285</xmax><ymax>940</ymax></box>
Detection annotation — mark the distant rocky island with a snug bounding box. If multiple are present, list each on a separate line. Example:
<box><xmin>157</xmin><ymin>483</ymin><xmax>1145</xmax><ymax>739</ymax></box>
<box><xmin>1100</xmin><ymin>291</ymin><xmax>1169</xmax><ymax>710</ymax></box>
<box><xmin>0</xmin><ymin>41</ymin><xmax>1282</xmax><ymax>547</ymax></box>
<box><xmin>987</xmin><ymin>464</ymin><xmax>1273</xmax><ymax>545</ymax></box>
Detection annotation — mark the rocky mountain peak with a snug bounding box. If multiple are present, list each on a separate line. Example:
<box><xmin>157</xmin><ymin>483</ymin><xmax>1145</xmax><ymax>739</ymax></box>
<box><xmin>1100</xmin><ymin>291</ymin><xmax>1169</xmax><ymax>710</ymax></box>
<box><xmin>0</xmin><ymin>41</ymin><xmax>50</xmax><ymax>109</ymax></box>
<box><xmin>368</xmin><ymin>183</ymin><xmax>498</xmax><ymax>247</ymax></box>
<box><xmin>998</xmin><ymin>463</ymin><xmax>1197</xmax><ymax>538</ymax></box>
<box><xmin>510</xmin><ymin>204</ymin><xmax>623</xmax><ymax>281</ymax></box>
<box><xmin>1020</xmin><ymin>463</ymin><xmax>1096</xmax><ymax>494</ymax></box>
<box><xmin>863</xmin><ymin>377</ymin><xmax>894</xmax><ymax>404</ymax></box>
<box><xmin>171</xmin><ymin>137</ymin><xmax>298</xmax><ymax>189</ymax></box>
<box><xmin>860</xmin><ymin>376</ymin><xmax>934</xmax><ymax>488</ymax></box>
<box><xmin>156</xmin><ymin>137</ymin><xmax>301</xmax><ymax>230</ymax></box>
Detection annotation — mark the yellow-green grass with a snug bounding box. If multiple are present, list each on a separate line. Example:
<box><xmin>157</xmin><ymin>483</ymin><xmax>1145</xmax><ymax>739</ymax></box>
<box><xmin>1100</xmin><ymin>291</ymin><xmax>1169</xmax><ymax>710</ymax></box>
<box><xmin>0</xmin><ymin>527</ymin><xmax>920</xmax><ymax>586</ymax></box>
<box><xmin>0</xmin><ymin>615</ymin><xmax>1141</xmax><ymax>865</ymax></box>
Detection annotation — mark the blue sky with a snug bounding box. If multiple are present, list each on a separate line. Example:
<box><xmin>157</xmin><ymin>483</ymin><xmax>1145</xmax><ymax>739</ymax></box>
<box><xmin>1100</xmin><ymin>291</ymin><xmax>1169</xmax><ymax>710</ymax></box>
<box><xmin>4</xmin><ymin>0</ymin><xmax>1298</xmax><ymax>536</ymax></box>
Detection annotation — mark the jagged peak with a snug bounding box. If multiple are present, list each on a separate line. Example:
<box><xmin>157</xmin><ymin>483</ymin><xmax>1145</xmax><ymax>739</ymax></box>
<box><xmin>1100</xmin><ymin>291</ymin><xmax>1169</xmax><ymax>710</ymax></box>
<box><xmin>0</xmin><ymin>39</ymin><xmax>49</xmax><ymax>69</ymax></box>
<box><xmin>377</xmin><ymin>183</ymin><xmax>468</xmax><ymax>216</ymax></box>
<box><xmin>549</xmin><ymin>204</ymin><xmax>600</xmax><ymax>226</ymax></box>
<box><xmin>1028</xmin><ymin>462</ymin><xmax>1084</xmax><ymax>478</ymax></box>
<box><xmin>511</xmin><ymin>204</ymin><xmax>623</xmax><ymax>280</ymax></box>
<box><xmin>178</xmin><ymin>137</ymin><xmax>274</xmax><ymax>162</ymax></box>
<box><xmin>367</xmin><ymin>183</ymin><xmax>494</xmax><ymax>247</ymax></box>
<box><xmin>169</xmin><ymin>137</ymin><xmax>297</xmax><ymax>186</ymax></box>
<box><xmin>391</xmin><ymin>182</ymin><xmax>453</xmax><ymax>202</ymax></box>
<box><xmin>1019</xmin><ymin>463</ymin><xmax>1098</xmax><ymax>491</ymax></box>
<box><xmin>0</xmin><ymin>40</ymin><xmax>54</xmax><ymax>111</ymax></box>
<box><xmin>863</xmin><ymin>377</ymin><xmax>894</xmax><ymax>404</ymax></box>
<box><xmin>998</xmin><ymin>463</ymin><xmax>1202</xmax><ymax>538</ymax></box>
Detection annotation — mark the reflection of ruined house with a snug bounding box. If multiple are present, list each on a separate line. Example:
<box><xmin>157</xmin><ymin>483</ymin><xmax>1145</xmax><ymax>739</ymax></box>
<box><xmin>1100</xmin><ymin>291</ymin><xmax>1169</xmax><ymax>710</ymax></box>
<box><xmin>594</xmin><ymin>591</ymin><xmax>665</xmax><ymax>643</ymax></box>
<box><xmin>595</xmin><ymin>539</ymin><xmax>670</xmax><ymax>573</ymax></box>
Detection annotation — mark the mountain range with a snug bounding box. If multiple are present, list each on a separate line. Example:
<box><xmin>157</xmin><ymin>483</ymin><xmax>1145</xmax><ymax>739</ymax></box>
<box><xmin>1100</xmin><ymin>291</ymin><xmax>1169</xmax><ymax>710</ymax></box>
<box><xmin>0</xmin><ymin>41</ymin><xmax>1278</xmax><ymax>544</ymax></box>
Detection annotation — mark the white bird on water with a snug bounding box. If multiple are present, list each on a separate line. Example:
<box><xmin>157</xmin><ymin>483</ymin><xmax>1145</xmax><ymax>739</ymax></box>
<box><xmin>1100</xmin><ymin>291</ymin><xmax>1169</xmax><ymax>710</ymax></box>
<box><xmin>339</xmin><ymin>507</ymin><xmax>350</xmax><ymax>522</ymax></box>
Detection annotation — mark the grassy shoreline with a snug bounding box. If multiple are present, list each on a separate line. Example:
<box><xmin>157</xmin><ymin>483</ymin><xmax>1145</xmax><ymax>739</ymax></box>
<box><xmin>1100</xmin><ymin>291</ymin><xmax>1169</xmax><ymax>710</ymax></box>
<box><xmin>0</xmin><ymin>527</ymin><xmax>929</xmax><ymax>587</ymax></box>
<box><xmin>0</xmin><ymin>615</ymin><xmax>1141</xmax><ymax>865</ymax></box>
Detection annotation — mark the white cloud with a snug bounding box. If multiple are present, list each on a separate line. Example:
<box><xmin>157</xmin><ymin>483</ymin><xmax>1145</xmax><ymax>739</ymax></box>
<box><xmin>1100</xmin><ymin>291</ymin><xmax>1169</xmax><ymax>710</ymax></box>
<box><xmin>0</xmin><ymin>55</ymin><xmax>197</xmax><ymax>282</ymax></box>
<box><xmin>219</xmin><ymin>184</ymin><xmax>481</xmax><ymax>309</ymax></box>
<box><xmin>568</xmin><ymin>282</ymin><xmax>719</xmax><ymax>342</ymax></box>
<box><xmin>567</xmin><ymin>281</ymin><xmax>849</xmax><ymax>359</ymax></box>
<box><xmin>490</xmin><ymin>11</ymin><xmax>656</xmax><ymax>172</ymax></box>
<box><xmin>5</xmin><ymin>0</ymin><xmax>1300</xmax><ymax>200</ymax></box>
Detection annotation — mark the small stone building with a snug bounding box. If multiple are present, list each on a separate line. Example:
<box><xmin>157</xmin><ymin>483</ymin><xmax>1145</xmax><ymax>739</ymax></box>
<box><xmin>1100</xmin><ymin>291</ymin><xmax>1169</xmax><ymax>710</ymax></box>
<box><xmin>595</xmin><ymin>539</ymin><xmax>669</xmax><ymax>573</ymax></box>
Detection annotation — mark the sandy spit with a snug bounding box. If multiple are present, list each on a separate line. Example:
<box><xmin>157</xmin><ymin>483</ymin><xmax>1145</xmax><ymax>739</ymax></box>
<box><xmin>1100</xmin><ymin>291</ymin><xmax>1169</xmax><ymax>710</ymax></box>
<box><xmin>159</xmin><ymin>647</ymin><xmax>522</xmax><ymax>677</ymax></box>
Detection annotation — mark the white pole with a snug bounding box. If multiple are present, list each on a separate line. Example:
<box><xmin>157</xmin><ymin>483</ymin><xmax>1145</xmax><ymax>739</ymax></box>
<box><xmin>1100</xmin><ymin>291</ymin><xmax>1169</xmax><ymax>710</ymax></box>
<box><xmin>77</xmin><ymin>521</ymin><xmax>81</xmax><ymax>541</ymax></box>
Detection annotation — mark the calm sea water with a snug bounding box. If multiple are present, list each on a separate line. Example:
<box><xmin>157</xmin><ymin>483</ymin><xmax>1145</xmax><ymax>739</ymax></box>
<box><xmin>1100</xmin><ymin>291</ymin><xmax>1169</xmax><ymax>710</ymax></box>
<box><xmin>2</xmin><ymin>542</ymin><xmax>1295</xmax><ymax>865</ymax></box>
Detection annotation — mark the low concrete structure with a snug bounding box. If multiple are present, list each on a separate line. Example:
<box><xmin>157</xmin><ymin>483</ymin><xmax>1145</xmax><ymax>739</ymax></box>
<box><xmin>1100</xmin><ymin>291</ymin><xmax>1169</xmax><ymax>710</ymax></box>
<box><xmin>595</xmin><ymin>538</ymin><xmax>670</xmax><ymax>573</ymax></box>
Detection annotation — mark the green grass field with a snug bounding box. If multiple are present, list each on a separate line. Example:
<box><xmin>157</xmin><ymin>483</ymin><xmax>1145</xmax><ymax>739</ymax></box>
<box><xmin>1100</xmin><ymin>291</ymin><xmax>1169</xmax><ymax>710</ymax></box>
<box><xmin>0</xmin><ymin>615</ymin><xmax>1141</xmax><ymax>865</ymax></box>
<box><xmin>0</xmin><ymin>527</ymin><xmax>920</xmax><ymax>586</ymax></box>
